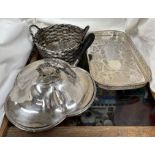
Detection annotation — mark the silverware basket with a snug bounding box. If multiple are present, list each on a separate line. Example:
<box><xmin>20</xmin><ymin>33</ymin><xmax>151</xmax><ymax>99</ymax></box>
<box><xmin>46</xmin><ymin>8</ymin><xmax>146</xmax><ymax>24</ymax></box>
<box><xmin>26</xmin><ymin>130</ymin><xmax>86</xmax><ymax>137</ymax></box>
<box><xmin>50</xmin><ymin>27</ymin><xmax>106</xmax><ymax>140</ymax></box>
<box><xmin>29</xmin><ymin>24</ymin><xmax>89</xmax><ymax>64</ymax></box>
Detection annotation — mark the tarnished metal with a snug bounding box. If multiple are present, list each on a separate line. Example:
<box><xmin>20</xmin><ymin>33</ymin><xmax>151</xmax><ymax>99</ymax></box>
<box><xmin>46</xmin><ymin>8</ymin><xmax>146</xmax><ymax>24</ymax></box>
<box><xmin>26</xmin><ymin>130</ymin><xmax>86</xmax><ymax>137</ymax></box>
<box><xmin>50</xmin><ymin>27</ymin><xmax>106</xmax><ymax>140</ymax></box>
<box><xmin>29</xmin><ymin>24</ymin><xmax>89</xmax><ymax>64</ymax></box>
<box><xmin>87</xmin><ymin>30</ymin><xmax>151</xmax><ymax>90</ymax></box>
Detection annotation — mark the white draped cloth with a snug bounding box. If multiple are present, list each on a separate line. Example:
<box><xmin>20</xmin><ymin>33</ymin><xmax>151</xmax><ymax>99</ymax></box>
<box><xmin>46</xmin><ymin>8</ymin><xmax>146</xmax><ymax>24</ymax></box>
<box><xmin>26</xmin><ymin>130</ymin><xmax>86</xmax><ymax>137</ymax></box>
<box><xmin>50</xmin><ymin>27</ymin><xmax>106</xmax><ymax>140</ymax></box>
<box><xmin>0</xmin><ymin>19</ymin><xmax>33</xmax><ymax>126</ymax></box>
<box><xmin>0</xmin><ymin>18</ymin><xmax>155</xmax><ymax>127</ymax></box>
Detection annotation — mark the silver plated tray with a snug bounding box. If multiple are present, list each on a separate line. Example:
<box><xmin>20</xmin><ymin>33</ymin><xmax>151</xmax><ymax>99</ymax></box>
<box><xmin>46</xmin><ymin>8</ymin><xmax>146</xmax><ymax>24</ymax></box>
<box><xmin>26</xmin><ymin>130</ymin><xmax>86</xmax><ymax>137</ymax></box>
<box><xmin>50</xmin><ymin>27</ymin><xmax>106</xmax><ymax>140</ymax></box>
<box><xmin>87</xmin><ymin>30</ymin><xmax>152</xmax><ymax>90</ymax></box>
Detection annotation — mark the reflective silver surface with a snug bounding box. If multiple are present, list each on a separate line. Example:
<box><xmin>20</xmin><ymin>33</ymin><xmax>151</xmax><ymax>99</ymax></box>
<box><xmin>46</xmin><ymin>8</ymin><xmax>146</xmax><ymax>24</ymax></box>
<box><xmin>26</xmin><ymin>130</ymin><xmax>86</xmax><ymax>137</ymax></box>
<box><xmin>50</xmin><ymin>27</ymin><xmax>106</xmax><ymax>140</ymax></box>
<box><xmin>66</xmin><ymin>67</ymin><xmax>96</xmax><ymax>116</ymax></box>
<box><xmin>5</xmin><ymin>59</ymin><xmax>96</xmax><ymax>132</ymax></box>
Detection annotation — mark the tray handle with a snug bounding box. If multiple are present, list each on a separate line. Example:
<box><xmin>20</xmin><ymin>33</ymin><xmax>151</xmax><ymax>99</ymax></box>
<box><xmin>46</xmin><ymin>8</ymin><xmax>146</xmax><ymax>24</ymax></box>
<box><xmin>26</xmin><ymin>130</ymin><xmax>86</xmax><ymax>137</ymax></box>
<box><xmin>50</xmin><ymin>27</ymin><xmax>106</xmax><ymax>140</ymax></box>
<box><xmin>29</xmin><ymin>25</ymin><xmax>40</xmax><ymax>40</ymax></box>
<box><xmin>83</xmin><ymin>25</ymin><xmax>89</xmax><ymax>37</ymax></box>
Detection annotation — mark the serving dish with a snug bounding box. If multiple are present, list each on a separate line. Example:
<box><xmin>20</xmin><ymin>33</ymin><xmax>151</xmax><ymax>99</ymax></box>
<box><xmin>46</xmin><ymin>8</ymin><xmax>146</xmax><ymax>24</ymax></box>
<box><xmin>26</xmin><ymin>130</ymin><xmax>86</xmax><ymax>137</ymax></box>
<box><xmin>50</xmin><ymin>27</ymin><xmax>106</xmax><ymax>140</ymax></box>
<box><xmin>4</xmin><ymin>59</ymin><xmax>96</xmax><ymax>132</ymax></box>
<box><xmin>87</xmin><ymin>30</ymin><xmax>152</xmax><ymax>90</ymax></box>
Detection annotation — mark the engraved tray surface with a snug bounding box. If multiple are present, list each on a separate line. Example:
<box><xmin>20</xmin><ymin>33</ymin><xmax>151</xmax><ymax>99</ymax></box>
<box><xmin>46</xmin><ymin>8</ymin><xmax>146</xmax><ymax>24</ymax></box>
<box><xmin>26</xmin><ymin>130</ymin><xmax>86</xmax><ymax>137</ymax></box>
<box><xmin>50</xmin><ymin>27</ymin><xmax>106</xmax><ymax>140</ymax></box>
<box><xmin>87</xmin><ymin>30</ymin><xmax>152</xmax><ymax>90</ymax></box>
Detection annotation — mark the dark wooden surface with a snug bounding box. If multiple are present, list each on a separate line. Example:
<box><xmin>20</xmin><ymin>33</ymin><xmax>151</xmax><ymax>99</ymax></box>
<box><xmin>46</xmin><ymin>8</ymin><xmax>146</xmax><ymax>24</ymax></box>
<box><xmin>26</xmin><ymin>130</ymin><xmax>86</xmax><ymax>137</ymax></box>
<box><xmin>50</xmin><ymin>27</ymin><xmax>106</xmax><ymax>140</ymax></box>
<box><xmin>6</xmin><ymin>126</ymin><xmax>155</xmax><ymax>137</ymax></box>
<box><xmin>0</xmin><ymin>116</ymin><xmax>9</xmax><ymax>137</ymax></box>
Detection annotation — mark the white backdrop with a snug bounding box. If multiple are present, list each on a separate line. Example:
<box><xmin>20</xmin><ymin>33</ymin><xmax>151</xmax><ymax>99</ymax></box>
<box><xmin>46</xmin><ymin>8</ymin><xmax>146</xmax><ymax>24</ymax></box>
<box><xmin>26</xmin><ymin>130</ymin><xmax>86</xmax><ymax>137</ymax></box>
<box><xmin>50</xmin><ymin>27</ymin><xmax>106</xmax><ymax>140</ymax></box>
<box><xmin>0</xmin><ymin>18</ymin><xmax>155</xmax><ymax>127</ymax></box>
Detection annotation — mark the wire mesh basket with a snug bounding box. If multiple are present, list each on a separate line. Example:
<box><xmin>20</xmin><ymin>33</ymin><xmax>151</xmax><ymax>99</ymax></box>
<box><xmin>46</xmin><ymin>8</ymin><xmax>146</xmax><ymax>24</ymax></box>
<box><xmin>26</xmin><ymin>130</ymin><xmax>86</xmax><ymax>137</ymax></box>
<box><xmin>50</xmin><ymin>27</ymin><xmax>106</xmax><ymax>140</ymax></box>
<box><xmin>29</xmin><ymin>24</ymin><xmax>89</xmax><ymax>64</ymax></box>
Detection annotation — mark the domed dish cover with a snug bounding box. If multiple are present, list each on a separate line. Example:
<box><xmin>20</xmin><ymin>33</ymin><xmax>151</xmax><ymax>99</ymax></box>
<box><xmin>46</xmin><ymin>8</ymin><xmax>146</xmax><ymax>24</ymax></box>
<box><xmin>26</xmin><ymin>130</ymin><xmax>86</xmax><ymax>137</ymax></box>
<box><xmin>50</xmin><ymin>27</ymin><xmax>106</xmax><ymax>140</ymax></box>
<box><xmin>5</xmin><ymin>59</ymin><xmax>96</xmax><ymax>132</ymax></box>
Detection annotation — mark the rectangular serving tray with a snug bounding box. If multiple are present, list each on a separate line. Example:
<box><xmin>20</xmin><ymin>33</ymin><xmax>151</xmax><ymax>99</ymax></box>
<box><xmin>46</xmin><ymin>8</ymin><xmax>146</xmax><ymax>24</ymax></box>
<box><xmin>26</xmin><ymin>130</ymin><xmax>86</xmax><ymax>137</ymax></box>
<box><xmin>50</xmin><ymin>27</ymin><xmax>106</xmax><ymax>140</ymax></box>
<box><xmin>87</xmin><ymin>30</ymin><xmax>152</xmax><ymax>90</ymax></box>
